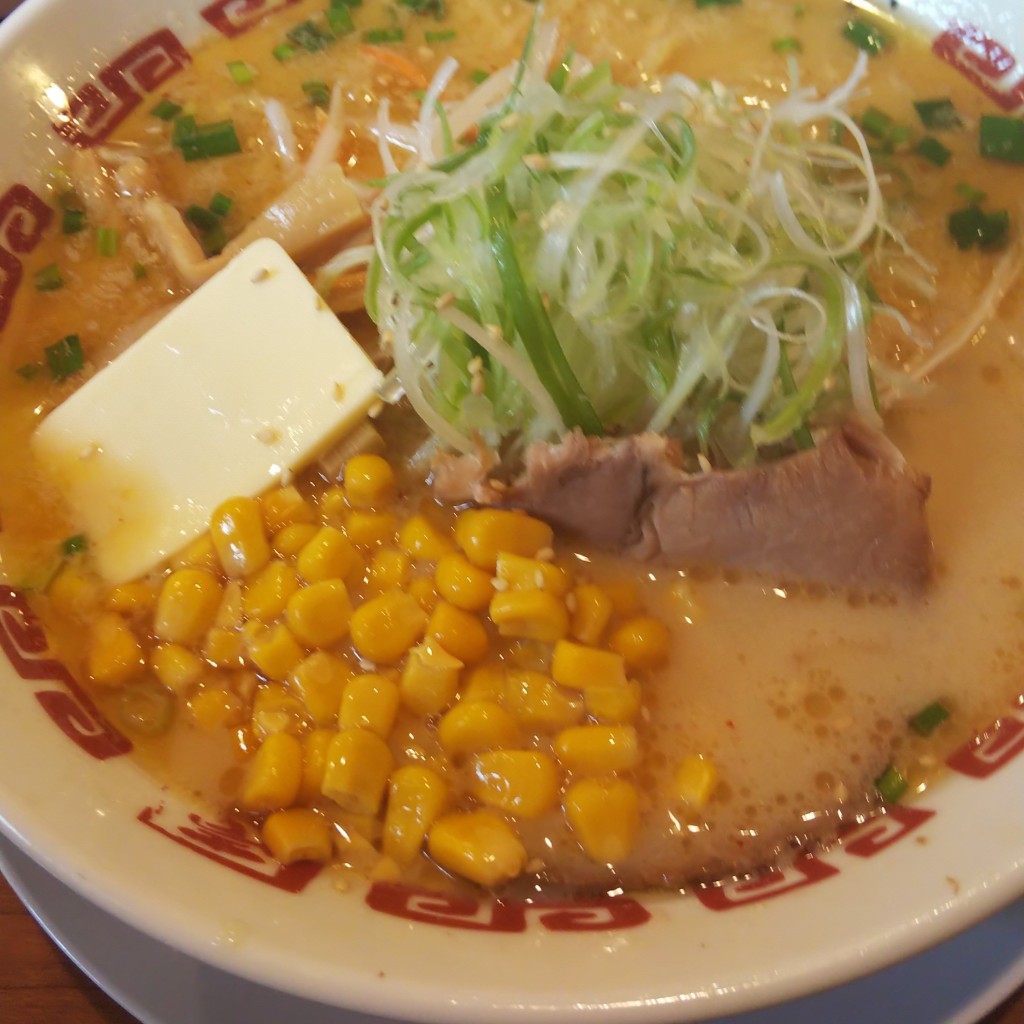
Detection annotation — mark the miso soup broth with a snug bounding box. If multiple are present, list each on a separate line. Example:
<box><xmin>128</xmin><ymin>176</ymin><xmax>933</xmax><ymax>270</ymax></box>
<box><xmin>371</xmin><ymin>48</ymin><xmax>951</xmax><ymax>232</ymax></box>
<box><xmin>1</xmin><ymin>0</ymin><xmax>1024</xmax><ymax>893</ymax></box>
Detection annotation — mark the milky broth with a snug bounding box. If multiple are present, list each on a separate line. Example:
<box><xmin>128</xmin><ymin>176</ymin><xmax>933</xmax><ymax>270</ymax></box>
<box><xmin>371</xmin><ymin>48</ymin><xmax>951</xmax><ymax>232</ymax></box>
<box><xmin>1</xmin><ymin>0</ymin><xmax>1024</xmax><ymax>891</ymax></box>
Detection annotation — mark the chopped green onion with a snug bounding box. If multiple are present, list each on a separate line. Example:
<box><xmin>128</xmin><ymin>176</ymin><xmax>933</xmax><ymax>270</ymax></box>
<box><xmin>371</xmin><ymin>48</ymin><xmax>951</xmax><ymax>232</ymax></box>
<box><xmin>184</xmin><ymin>204</ymin><xmax>220</xmax><ymax>232</ymax></box>
<box><xmin>173</xmin><ymin>118</ymin><xmax>242</xmax><ymax>161</ymax></box>
<box><xmin>15</xmin><ymin>363</ymin><xmax>41</xmax><ymax>380</ymax></box>
<box><xmin>132</xmin><ymin>262</ymin><xmax>148</xmax><ymax>280</ymax></box>
<box><xmin>287</xmin><ymin>19</ymin><xmax>335</xmax><ymax>51</ymax></box>
<box><xmin>62</xmin><ymin>208</ymin><xmax>86</xmax><ymax>235</ymax></box>
<box><xmin>425</xmin><ymin>29</ymin><xmax>456</xmax><ymax>42</ymax></box>
<box><xmin>44</xmin><ymin>334</ymin><xmax>84</xmax><ymax>381</ymax></box>
<box><xmin>150</xmin><ymin>98</ymin><xmax>183</xmax><ymax>121</ymax></box>
<box><xmin>914</xmin><ymin>135</ymin><xmax>951</xmax><ymax>167</ymax></box>
<box><xmin>226</xmin><ymin>60</ymin><xmax>255</xmax><ymax>85</ymax></box>
<box><xmin>948</xmin><ymin>204</ymin><xmax>1010</xmax><ymax>250</ymax></box>
<box><xmin>955</xmin><ymin>182</ymin><xmax>986</xmax><ymax>204</ymax></box>
<box><xmin>843</xmin><ymin>18</ymin><xmax>887</xmax><ymax>55</ymax></box>
<box><xmin>208</xmin><ymin>192</ymin><xmax>233</xmax><ymax>217</ymax></box>
<box><xmin>96</xmin><ymin>226</ymin><xmax>119</xmax><ymax>257</ymax></box>
<box><xmin>363</xmin><ymin>27</ymin><xmax>404</xmax><ymax>43</ymax></box>
<box><xmin>861</xmin><ymin>106</ymin><xmax>893</xmax><ymax>139</ymax></box>
<box><xmin>199</xmin><ymin>224</ymin><xmax>228</xmax><ymax>257</ymax></box>
<box><xmin>772</xmin><ymin>36</ymin><xmax>802</xmax><ymax>53</ymax></box>
<box><xmin>874</xmin><ymin>765</ymin><xmax>908</xmax><ymax>804</ymax></box>
<box><xmin>695</xmin><ymin>0</ymin><xmax>741</xmax><ymax>7</ymax></box>
<box><xmin>979</xmin><ymin>115</ymin><xmax>1024</xmax><ymax>164</ymax></box>
<box><xmin>272</xmin><ymin>42</ymin><xmax>296</xmax><ymax>61</ymax></box>
<box><xmin>397</xmin><ymin>0</ymin><xmax>445</xmax><ymax>14</ymax></box>
<box><xmin>34</xmin><ymin>263</ymin><xmax>64</xmax><ymax>292</ymax></box>
<box><xmin>330</xmin><ymin>0</ymin><xmax>361</xmax><ymax>6</ymax></box>
<box><xmin>469</xmin><ymin>69</ymin><xmax>490</xmax><ymax>84</ymax></box>
<box><xmin>303</xmin><ymin>79</ymin><xmax>332</xmax><ymax>107</ymax></box>
<box><xmin>61</xmin><ymin>534</ymin><xmax>87</xmax><ymax>556</ymax></box>
<box><xmin>913</xmin><ymin>98</ymin><xmax>960</xmax><ymax>130</ymax></box>
<box><xmin>908</xmin><ymin>701</ymin><xmax>950</xmax><ymax>737</ymax></box>
<box><xmin>326</xmin><ymin>5</ymin><xmax>355</xmax><ymax>35</ymax></box>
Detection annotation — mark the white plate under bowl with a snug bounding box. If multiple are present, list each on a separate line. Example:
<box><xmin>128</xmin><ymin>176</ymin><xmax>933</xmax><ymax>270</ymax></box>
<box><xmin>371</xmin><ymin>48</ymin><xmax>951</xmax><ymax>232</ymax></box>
<box><xmin>2</xmin><ymin>0</ymin><xmax>1024</xmax><ymax>1021</ymax></box>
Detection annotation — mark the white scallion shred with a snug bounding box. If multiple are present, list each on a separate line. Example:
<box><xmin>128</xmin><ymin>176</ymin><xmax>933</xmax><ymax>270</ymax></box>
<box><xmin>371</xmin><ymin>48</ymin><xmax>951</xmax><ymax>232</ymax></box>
<box><xmin>360</xmin><ymin>15</ymin><xmax>942</xmax><ymax>464</ymax></box>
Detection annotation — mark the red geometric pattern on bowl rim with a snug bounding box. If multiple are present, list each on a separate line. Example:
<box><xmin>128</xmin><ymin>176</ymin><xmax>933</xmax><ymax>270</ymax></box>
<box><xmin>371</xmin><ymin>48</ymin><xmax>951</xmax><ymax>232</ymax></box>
<box><xmin>1</xmin><ymin>0</ymin><xmax>1023</xmax><ymax>932</ymax></box>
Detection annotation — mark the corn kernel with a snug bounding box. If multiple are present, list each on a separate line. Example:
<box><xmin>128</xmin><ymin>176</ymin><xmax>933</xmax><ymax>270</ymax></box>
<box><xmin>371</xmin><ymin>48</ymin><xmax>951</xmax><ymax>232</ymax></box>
<box><xmin>350</xmin><ymin>590</ymin><xmax>427</xmax><ymax>664</ymax></box>
<box><xmin>382</xmin><ymin>764</ymin><xmax>448</xmax><ymax>864</ymax></box>
<box><xmin>319</xmin><ymin>483</ymin><xmax>348</xmax><ymax>522</ymax></box>
<box><xmin>400</xmin><ymin>643</ymin><xmax>462</xmax><ymax>716</ymax></box>
<box><xmin>427</xmin><ymin>601</ymin><xmax>490</xmax><ymax>665</ymax></box>
<box><xmin>460</xmin><ymin>663</ymin><xmax>507</xmax><ymax>703</ymax></box>
<box><xmin>489</xmin><ymin>590</ymin><xmax>568</xmax><ymax>643</ymax></box>
<box><xmin>472</xmin><ymin>750</ymin><xmax>559</xmax><ymax>818</ymax></box>
<box><xmin>261</xmin><ymin>485</ymin><xmax>316</xmax><ymax>533</ymax></box>
<box><xmin>672</xmin><ymin>754</ymin><xmax>717</xmax><ymax>810</ymax></box>
<box><xmin>584</xmin><ymin>680</ymin><xmax>641</xmax><ymax>723</ymax></box>
<box><xmin>151</xmin><ymin>643</ymin><xmax>204</xmax><ymax>693</ymax></box>
<box><xmin>214</xmin><ymin>580</ymin><xmax>244</xmax><ymax>628</ymax></box>
<box><xmin>87</xmin><ymin>612</ymin><xmax>143</xmax><ymax>686</ymax></box>
<box><xmin>299</xmin><ymin>728</ymin><xmax>336</xmax><ymax>803</ymax></box>
<box><xmin>345</xmin><ymin>510</ymin><xmax>397</xmax><ymax>548</ymax></box>
<box><xmin>321</xmin><ymin>728</ymin><xmax>394</xmax><ymax>815</ymax></box>
<box><xmin>366</xmin><ymin>547</ymin><xmax>410</xmax><ymax>593</ymax></box>
<box><xmin>296</xmin><ymin>526</ymin><xmax>359</xmax><ymax>583</ymax></box>
<box><xmin>551</xmin><ymin>640</ymin><xmax>627</xmax><ymax>691</ymax></box>
<box><xmin>453</xmin><ymin>509</ymin><xmax>553</xmax><ymax>570</ymax></box>
<box><xmin>106</xmin><ymin>580</ymin><xmax>157</xmax><ymax>617</ymax></box>
<box><xmin>428</xmin><ymin>811</ymin><xmax>527</xmax><ymax>886</ymax></box>
<box><xmin>609</xmin><ymin>616</ymin><xmax>671</xmax><ymax>672</ymax></box>
<box><xmin>438</xmin><ymin>700</ymin><xmax>519</xmax><ymax>758</ymax></box>
<box><xmin>495</xmin><ymin>552</ymin><xmax>570</xmax><ymax>596</ymax></box>
<box><xmin>399</xmin><ymin>514</ymin><xmax>455</xmax><ymax>562</ymax></box>
<box><xmin>243</xmin><ymin>560</ymin><xmax>300</xmax><ymax>621</ymax></box>
<box><xmin>251</xmin><ymin>682</ymin><xmax>309</xmax><ymax>738</ymax></box>
<box><xmin>211</xmin><ymin>496</ymin><xmax>271</xmax><ymax>578</ymax></box>
<box><xmin>286</xmin><ymin>578</ymin><xmax>352</xmax><ymax>647</ymax></box>
<box><xmin>554</xmin><ymin>725</ymin><xmax>640</xmax><ymax>775</ymax></box>
<box><xmin>563</xmin><ymin>778</ymin><xmax>640</xmax><ymax>863</ymax></box>
<box><xmin>240</xmin><ymin>732</ymin><xmax>303</xmax><ymax>811</ymax></box>
<box><xmin>289</xmin><ymin>650</ymin><xmax>349</xmax><ymax>726</ymax></box>
<box><xmin>602</xmin><ymin>579</ymin><xmax>640</xmax><ymax>618</ymax></box>
<box><xmin>569</xmin><ymin>584</ymin><xmax>613</xmax><ymax>645</ymax></box>
<box><xmin>407</xmin><ymin>574</ymin><xmax>438</xmax><ymax>613</ymax></box>
<box><xmin>172</xmin><ymin>533</ymin><xmax>218</xmax><ymax>572</ymax></box>
<box><xmin>263</xmin><ymin>808</ymin><xmax>333</xmax><ymax>864</ymax></box>
<box><xmin>434</xmin><ymin>553</ymin><xmax>493</xmax><ymax>611</ymax></box>
<box><xmin>47</xmin><ymin>565</ymin><xmax>100</xmax><ymax>621</ymax></box>
<box><xmin>504</xmin><ymin>670</ymin><xmax>584</xmax><ymax>731</ymax></box>
<box><xmin>246</xmin><ymin>622</ymin><xmax>304</xmax><ymax>680</ymax></box>
<box><xmin>272</xmin><ymin>522</ymin><xmax>319</xmax><ymax>559</ymax></box>
<box><xmin>203</xmin><ymin>626</ymin><xmax>243</xmax><ymax>667</ymax></box>
<box><xmin>154</xmin><ymin>568</ymin><xmax>222</xmax><ymax>645</ymax></box>
<box><xmin>339</xmin><ymin>672</ymin><xmax>400</xmax><ymax>737</ymax></box>
<box><xmin>344</xmin><ymin>454</ymin><xmax>395</xmax><ymax>509</ymax></box>
<box><xmin>188</xmin><ymin>685</ymin><xmax>243</xmax><ymax>731</ymax></box>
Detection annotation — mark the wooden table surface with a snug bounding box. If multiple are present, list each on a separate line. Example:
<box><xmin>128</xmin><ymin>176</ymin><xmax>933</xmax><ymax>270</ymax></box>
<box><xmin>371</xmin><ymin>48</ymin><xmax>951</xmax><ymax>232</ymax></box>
<box><xmin>0</xmin><ymin>867</ymin><xmax>1022</xmax><ymax>1024</ymax></box>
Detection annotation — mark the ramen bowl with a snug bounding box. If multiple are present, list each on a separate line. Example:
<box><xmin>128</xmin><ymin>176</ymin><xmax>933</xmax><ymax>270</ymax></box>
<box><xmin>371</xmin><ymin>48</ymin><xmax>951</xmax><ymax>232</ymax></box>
<box><xmin>2</xmin><ymin>0</ymin><xmax>1024</xmax><ymax>1019</ymax></box>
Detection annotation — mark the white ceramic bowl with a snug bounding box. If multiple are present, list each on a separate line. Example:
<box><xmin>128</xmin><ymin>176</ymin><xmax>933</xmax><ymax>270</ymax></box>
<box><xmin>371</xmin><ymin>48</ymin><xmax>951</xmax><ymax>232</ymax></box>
<box><xmin>2</xmin><ymin>0</ymin><xmax>1024</xmax><ymax>1019</ymax></box>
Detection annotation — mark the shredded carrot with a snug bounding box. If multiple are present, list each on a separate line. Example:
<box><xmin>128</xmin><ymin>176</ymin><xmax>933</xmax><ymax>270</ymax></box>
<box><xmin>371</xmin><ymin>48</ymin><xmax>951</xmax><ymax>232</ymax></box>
<box><xmin>360</xmin><ymin>44</ymin><xmax>430</xmax><ymax>90</ymax></box>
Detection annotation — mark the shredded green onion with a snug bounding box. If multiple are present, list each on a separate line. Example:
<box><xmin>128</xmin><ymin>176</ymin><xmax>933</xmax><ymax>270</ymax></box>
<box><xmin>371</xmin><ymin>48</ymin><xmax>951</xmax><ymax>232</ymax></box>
<box><xmin>363</xmin><ymin>23</ymin><xmax>906</xmax><ymax>460</ymax></box>
<box><xmin>908</xmin><ymin>701</ymin><xmax>949</xmax><ymax>737</ymax></box>
<box><xmin>62</xmin><ymin>208</ymin><xmax>86</xmax><ymax>235</ymax></box>
<box><xmin>979</xmin><ymin>115</ymin><xmax>1024</xmax><ymax>164</ymax></box>
<box><xmin>913</xmin><ymin>98</ymin><xmax>960</xmax><ymax>130</ymax></box>
<box><xmin>150</xmin><ymin>98</ymin><xmax>183</xmax><ymax>121</ymax></box>
<box><xmin>874</xmin><ymin>765</ymin><xmax>908</xmax><ymax>804</ymax></box>
<box><xmin>96</xmin><ymin>226</ymin><xmax>119</xmax><ymax>257</ymax></box>
<box><xmin>914</xmin><ymin>135</ymin><xmax>951</xmax><ymax>167</ymax></box>
<box><xmin>44</xmin><ymin>334</ymin><xmax>84</xmax><ymax>381</ymax></box>
<box><xmin>34</xmin><ymin>263</ymin><xmax>64</xmax><ymax>292</ymax></box>
<box><xmin>843</xmin><ymin>18</ymin><xmax>887</xmax><ymax>55</ymax></box>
